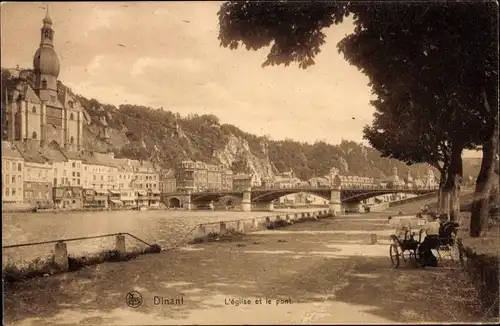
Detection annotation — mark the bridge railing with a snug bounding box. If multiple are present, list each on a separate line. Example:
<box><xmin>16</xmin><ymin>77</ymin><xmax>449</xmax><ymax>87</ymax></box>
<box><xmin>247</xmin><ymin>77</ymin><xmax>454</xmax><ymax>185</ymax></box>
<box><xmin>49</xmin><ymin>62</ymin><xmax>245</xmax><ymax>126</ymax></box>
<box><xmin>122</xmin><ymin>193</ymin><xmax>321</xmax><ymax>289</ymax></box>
<box><xmin>163</xmin><ymin>184</ymin><xmax>439</xmax><ymax>195</ymax></box>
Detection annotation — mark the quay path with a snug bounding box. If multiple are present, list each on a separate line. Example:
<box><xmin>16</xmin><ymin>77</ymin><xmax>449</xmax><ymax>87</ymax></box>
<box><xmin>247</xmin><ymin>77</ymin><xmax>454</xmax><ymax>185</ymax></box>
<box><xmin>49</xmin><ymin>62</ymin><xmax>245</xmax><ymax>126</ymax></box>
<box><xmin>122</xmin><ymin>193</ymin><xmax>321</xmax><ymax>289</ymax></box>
<box><xmin>4</xmin><ymin>199</ymin><xmax>485</xmax><ymax>325</ymax></box>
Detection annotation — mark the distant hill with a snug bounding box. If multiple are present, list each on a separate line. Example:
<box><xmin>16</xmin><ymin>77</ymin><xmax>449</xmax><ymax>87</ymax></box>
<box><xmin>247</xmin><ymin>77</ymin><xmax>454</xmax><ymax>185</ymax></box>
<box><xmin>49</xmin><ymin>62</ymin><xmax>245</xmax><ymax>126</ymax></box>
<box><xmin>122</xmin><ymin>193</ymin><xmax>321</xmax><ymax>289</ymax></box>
<box><xmin>0</xmin><ymin>67</ymin><xmax>482</xmax><ymax>182</ymax></box>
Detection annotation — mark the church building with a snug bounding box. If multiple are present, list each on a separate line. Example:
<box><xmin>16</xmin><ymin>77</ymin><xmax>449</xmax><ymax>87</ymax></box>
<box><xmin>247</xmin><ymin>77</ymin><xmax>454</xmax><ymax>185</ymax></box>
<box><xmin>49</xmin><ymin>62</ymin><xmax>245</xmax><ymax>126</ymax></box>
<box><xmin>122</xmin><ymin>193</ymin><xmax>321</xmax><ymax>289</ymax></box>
<box><xmin>3</xmin><ymin>9</ymin><xmax>89</xmax><ymax>151</ymax></box>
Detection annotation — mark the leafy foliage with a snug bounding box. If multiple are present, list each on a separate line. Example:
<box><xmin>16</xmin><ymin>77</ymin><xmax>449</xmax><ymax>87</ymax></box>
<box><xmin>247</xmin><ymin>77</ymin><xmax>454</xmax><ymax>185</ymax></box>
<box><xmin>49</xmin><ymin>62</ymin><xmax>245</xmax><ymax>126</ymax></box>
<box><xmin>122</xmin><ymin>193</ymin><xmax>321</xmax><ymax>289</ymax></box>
<box><xmin>218</xmin><ymin>1</ymin><xmax>497</xmax><ymax>167</ymax></box>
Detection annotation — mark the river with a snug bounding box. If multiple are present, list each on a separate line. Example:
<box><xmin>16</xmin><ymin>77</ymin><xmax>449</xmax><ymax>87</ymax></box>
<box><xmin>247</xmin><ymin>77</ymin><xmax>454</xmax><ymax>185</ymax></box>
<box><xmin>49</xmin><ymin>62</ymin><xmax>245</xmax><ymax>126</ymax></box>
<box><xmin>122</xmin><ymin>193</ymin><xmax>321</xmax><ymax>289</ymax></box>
<box><xmin>2</xmin><ymin>208</ymin><xmax>323</xmax><ymax>268</ymax></box>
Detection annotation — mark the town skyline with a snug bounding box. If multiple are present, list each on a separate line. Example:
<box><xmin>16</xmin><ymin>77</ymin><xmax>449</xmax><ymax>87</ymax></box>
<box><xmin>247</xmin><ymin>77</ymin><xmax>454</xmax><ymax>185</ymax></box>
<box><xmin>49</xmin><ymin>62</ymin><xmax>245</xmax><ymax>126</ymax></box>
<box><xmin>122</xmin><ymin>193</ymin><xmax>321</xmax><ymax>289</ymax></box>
<box><xmin>1</xmin><ymin>2</ymin><xmax>482</xmax><ymax>158</ymax></box>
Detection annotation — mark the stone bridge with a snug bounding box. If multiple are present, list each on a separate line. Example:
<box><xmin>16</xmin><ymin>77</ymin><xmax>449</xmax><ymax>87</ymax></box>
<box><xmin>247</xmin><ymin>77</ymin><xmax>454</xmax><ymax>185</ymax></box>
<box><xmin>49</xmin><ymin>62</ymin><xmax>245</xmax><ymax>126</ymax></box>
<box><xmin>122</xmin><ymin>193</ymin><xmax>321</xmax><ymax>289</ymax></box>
<box><xmin>162</xmin><ymin>183</ymin><xmax>436</xmax><ymax>215</ymax></box>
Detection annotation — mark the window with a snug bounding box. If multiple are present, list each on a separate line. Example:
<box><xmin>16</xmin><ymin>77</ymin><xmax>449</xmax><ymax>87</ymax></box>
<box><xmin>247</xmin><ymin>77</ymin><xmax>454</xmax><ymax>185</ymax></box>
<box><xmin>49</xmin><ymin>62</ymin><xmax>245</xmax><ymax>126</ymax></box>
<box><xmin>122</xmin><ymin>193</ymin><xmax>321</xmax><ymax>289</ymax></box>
<box><xmin>77</xmin><ymin>179</ymin><xmax>80</xmax><ymax>185</ymax></box>
<box><xmin>42</xmin><ymin>79</ymin><xmax>47</xmax><ymax>89</ymax></box>
<box><xmin>77</xmin><ymin>172</ymin><xmax>80</xmax><ymax>177</ymax></box>
<box><xmin>32</xmin><ymin>131</ymin><xmax>37</xmax><ymax>139</ymax></box>
<box><xmin>12</xmin><ymin>175</ymin><xmax>15</xmax><ymax>183</ymax></box>
<box><xmin>50</xmin><ymin>95</ymin><xmax>56</xmax><ymax>102</ymax></box>
<box><xmin>72</xmin><ymin>162</ymin><xmax>76</xmax><ymax>168</ymax></box>
<box><xmin>70</xmin><ymin>136</ymin><xmax>74</xmax><ymax>144</ymax></box>
<box><xmin>93</xmin><ymin>175</ymin><xmax>96</xmax><ymax>181</ymax></box>
<box><xmin>17</xmin><ymin>163</ymin><xmax>22</xmax><ymax>171</ymax></box>
<box><xmin>32</xmin><ymin>106</ymin><xmax>36</xmax><ymax>113</ymax></box>
<box><xmin>72</xmin><ymin>172</ymin><xmax>75</xmax><ymax>177</ymax></box>
<box><xmin>101</xmin><ymin>176</ymin><xmax>104</xmax><ymax>181</ymax></box>
<box><xmin>100</xmin><ymin>184</ymin><xmax>103</xmax><ymax>189</ymax></box>
<box><xmin>69</xmin><ymin>113</ymin><xmax>74</xmax><ymax>120</ymax></box>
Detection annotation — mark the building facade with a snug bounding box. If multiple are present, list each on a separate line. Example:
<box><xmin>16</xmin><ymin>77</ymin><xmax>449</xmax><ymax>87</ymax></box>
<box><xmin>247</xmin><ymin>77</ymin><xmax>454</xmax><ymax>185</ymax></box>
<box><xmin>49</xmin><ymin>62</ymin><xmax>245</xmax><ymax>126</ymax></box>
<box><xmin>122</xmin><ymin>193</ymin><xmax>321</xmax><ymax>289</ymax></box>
<box><xmin>53</xmin><ymin>186</ymin><xmax>83</xmax><ymax>209</ymax></box>
<box><xmin>176</xmin><ymin>160</ymin><xmax>208</xmax><ymax>192</ymax></box>
<box><xmin>14</xmin><ymin>140</ymin><xmax>67</xmax><ymax>207</ymax></box>
<box><xmin>1</xmin><ymin>141</ymin><xmax>24</xmax><ymax>203</ymax></box>
<box><xmin>221</xmin><ymin>169</ymin><xmax>233</xmax><ymax>191</ymax></box>
<box><xmin>82</xmin><ymin>152</ymin><xmax>117</xmax><ymax>190</ymax></box>
<box><xmin>159</xmin><ymin>169</ymin><xmax>177</xmax><ymax>193</ymax></box>
<box><xmin>23</xmin><ymin>160</ymin><xmax>54</xmax><ymax>206</ymax></box>
<box><xmin>206</xmin><ymin>164</ymin><xmax>222</xmax><ymax>191</ymax></box>
<box><xmin>130</xmin><ymin>159</ymin><xmax>158</xmax><ymax>190</ymax></box>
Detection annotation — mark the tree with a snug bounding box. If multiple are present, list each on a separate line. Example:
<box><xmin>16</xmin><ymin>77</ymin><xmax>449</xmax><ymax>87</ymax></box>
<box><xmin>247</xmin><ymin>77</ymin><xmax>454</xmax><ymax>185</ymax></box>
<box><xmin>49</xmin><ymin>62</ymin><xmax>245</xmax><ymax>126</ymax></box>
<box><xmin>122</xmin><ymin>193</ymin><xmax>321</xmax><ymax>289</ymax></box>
<box><xmin>218</xmin><ymin>1</ymin><xmax>498</xmax><ymax>229</ymax></box>
<box><xmin>363</xmin><ymin>97</ymin><xmax>452</xmax><ymax>212</ymax></box>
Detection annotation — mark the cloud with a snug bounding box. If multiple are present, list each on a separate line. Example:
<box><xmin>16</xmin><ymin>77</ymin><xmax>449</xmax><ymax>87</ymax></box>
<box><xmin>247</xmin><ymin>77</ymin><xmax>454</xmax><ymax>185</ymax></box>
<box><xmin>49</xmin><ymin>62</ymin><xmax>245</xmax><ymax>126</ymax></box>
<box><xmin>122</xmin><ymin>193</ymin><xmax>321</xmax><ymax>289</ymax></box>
<box><xmin>152</xmin><ymin>9</ymin><xmax>169</xmax><ymax>16</ymax></box>
<box><xmin>83</xmin><ymin>6</ymin><xmax>119</xmax><ymax>36</ymax></box>
<box><xmin>86</xmin><ymin>55</ymin><xmax>104</xmax><ymax>76</ymax></box>
<box><xmin>130</xmin><ymin>57</ymin><xmax>204</xmax><ymax>77</ymax></box>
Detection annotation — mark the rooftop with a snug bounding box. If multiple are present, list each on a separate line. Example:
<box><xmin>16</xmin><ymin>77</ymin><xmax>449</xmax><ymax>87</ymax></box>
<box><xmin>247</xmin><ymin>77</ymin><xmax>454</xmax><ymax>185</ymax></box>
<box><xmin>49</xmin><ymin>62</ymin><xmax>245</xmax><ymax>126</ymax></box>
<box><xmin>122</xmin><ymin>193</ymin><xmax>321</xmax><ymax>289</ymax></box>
<box><xmin>1</xmin><ymin>141</ymin><xmax>24</xmax><ymax>160</ymax></box>
<box><xmin>14</xmin><ymin>140</ymin><xmax>67</xmax><ymax>164</ymax></box>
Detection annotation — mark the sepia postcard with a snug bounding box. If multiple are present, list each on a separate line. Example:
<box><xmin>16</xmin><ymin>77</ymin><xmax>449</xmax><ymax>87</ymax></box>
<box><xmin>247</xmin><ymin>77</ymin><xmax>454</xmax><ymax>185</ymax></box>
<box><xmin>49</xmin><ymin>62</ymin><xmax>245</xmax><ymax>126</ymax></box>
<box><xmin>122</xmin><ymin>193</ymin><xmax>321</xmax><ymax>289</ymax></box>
<box><xmin>1</xmin><ymin>1</ymin><xmax>499</xmax><ymax>325</ymax></box>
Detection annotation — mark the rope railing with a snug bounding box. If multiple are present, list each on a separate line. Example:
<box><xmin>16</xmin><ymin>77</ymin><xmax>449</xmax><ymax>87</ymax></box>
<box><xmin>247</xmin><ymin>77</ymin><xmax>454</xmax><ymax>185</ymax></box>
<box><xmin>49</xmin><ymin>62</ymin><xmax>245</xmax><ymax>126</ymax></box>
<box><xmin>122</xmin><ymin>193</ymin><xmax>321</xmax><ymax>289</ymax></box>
<box><xmin>2</xmin><ymin>232</ymin><xmax>152</xmax><ymax>250</ymax></box>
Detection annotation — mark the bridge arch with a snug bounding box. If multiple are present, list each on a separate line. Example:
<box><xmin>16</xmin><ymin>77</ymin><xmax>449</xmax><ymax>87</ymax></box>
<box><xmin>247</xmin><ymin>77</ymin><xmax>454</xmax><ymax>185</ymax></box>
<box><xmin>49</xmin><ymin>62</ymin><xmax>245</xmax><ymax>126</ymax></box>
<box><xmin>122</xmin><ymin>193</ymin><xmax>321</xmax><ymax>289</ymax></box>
<box><xmin>251</xmin><ymin>189</ymin><xmax>331</xmax><ymax>203</ymax></box>
<box><xmin>168</xmin><ymin>197</ymin><xmax>182</xmax><ymax>208</ymax></box>
<box><xmin>341</xmin><ymin>189</ymin><xmax>436</xmax><ymax>203</ymax></box>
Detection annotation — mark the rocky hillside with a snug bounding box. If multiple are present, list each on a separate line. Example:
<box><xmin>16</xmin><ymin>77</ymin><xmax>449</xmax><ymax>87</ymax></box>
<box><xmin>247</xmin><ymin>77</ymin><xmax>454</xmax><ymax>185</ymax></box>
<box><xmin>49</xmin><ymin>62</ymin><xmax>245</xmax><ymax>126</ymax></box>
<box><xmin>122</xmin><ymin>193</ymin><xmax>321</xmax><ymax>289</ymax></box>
<box><xmin>1</xmin><ymin>68</ymin><xmax>481</xmax><ymax>181</ymax></box>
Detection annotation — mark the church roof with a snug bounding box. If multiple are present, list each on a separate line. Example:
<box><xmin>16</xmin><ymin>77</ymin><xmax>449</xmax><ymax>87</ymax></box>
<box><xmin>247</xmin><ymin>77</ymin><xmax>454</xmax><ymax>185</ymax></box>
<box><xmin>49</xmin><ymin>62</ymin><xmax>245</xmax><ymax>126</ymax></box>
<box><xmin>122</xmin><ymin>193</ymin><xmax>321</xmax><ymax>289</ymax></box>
<box><xmin>64</xmin><ymin>150</ymin><xmax>85</xmax><ymax>160</ymax></box>
<box><xmin>14</xmin><ymin>140</ymin><xmax>67</xmax><ymax>164</ymax></box>
<box><xmin>1</xmin><ymin>141</ymin><xmax>24</xmax><ymax>160</ymax></box>
<box><xmin>4</xmin><ymin>79</ymin><xmax>40</xmax><ymax>104</ymax></box>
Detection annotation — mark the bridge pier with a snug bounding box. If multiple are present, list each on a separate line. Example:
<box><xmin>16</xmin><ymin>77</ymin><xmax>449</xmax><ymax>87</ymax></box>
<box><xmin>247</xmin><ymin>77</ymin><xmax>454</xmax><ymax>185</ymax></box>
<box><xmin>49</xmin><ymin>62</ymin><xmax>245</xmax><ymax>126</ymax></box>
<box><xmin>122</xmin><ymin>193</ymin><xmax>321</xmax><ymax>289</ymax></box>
<box><xmin>184</xmin><ymin>190</ymin><xmax>192</xmax><ymax>211</ymax></box>
<box><xmin>241</xmin><ymin>187</ymin><xmax>252</xmax><ymax>212</ymax></box>
<box><xmin>329</xmin><ymin>176</ymin><xmax>343</xmax><ymax>216</ymax></box>
<box><xmin>267</xmin><ymin>201</ymin><xmax>274</xmax><ymax>212</ymax></box>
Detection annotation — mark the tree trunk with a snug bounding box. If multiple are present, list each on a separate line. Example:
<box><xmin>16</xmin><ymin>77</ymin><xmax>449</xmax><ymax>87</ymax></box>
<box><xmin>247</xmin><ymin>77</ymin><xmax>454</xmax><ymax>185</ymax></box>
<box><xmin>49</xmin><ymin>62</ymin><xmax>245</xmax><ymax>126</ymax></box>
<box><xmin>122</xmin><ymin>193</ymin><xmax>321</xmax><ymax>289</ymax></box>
<box><xmin>470</xmin><ymin>123</ymin><xmax>499</xmax><ymax>237</ymax></box>
<box><xmin>445</xmin><ymin>140</ymin><xmax>464</xmax><ymax>222</ymax></box>
<box><xmin>437</xmin><ymin>172</ymin><xmax>448</xmax><ymax>215</ymax></box>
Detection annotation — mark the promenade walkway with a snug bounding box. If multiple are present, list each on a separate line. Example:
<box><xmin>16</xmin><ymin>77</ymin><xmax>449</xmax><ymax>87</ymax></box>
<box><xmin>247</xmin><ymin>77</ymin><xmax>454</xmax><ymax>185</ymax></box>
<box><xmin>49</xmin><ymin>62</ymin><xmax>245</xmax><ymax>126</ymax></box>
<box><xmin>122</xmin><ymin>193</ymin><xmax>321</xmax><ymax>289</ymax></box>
<box><xmin>4</xmin><ymin>207</ymin><xmax>484</xmax><ymax>325</ymax></box>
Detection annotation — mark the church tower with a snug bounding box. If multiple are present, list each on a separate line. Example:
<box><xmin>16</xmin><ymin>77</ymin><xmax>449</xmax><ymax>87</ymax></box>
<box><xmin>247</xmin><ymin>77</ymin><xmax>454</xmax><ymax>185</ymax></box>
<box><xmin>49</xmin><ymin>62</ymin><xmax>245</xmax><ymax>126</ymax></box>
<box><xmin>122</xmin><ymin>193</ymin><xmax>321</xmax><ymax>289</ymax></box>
<box><xmin>33</xmin><ymin>7</ymin><xmax>60</xmax><ymax>103</ymax></box>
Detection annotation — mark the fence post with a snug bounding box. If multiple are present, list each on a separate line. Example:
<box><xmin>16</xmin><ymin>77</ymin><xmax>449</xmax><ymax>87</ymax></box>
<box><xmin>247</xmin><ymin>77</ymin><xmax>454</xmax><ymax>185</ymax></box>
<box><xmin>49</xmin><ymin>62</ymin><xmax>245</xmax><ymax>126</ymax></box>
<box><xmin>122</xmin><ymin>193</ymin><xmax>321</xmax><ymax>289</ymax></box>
<box><xmin>54</xmin><ymin>241</ymin><xmax>69</xmax><ymax>271</ymax></box>
<box><xmin>237</xmin><ymin>220</ymin><xmax>245</xmax><ymax>233</ymax></box>
<box><xmin>116</xmin><ymin>234</ymin><xmax>126</xmax><ymax>253</ymax></box>
<box><xmin>220</xmin><ymin>221</ymin><xmax>228</xmax><ymax>235</ymax></box>
<box><xmin>196</xmin><ymin>225</ymin><xmax>206</xmax><ymax>238</ymax></box>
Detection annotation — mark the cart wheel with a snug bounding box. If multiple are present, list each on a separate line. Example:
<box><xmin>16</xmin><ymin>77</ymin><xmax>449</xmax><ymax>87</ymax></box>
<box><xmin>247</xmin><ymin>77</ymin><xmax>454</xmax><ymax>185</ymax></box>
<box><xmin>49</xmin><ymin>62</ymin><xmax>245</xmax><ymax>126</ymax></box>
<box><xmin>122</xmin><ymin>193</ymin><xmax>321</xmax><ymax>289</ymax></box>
<box><xmin>390</xmin><ymin>244</ymin><xmax>400</xmax><ymax>268</ymax></box>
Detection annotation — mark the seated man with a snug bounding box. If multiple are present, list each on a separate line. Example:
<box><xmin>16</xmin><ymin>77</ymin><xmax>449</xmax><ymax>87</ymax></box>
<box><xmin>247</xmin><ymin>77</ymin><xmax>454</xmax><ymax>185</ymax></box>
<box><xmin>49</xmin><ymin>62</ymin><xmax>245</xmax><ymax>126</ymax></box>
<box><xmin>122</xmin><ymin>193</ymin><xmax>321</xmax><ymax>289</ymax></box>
<box><xmin>417</xmin><ymin>212</ymin><xmax>441</xmax><ymax>267</ymax></box>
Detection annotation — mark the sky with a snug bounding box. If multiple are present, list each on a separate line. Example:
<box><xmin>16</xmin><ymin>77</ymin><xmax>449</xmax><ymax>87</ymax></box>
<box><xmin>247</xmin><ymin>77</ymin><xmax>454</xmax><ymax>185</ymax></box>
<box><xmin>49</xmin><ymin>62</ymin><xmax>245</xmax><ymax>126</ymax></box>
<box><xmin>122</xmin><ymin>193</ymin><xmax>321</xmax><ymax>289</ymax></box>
<box><xmin>1</xmin><ymin>2</ymin><xmax>482</xmax><ymax>158</ymax></box>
